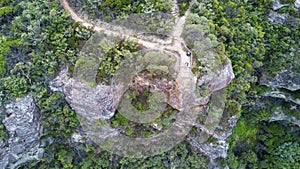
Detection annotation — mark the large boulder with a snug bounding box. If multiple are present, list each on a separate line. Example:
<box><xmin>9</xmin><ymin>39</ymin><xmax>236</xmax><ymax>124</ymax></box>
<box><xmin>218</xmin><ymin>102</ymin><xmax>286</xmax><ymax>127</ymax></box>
<box><xmin>0</xmin><ymin>95</ymin><xmax>44</xmax><ymax>169</ymax></box>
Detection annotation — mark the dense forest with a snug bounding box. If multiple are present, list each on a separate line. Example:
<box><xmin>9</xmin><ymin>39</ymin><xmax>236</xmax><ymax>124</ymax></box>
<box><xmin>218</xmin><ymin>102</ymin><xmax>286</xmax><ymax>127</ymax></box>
<box><xmin>0</xmin><ymin>0</ymin><xmax>299</xmax><ymax>168</ymax></box>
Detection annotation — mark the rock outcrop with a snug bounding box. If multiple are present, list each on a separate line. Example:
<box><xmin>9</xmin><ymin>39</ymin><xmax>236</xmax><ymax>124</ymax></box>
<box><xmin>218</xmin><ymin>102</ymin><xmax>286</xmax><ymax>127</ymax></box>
<box><xmin>182</xmin><ymin>12</ymin><xmax>236</xmax><ymax>164</ymax></box>
<box><xmin>249</xmin><ymin>89</ymin><xmax>299</xmax><ymax>128</ymax></box>
<box><xmin>272</xmin><ymin>0</ymin><xmax>289</xmax><ymax>10</ymax></box>
<box><xmin>269</xmin><ymin>111</ymin><xmax>300</xmax><ymax>127</ymax></box>
<box><xmin>189</xmin><ymin>88</ymin><xmax>239</xmax><ymax>161</ymax></box>
<box><xmin>50</xmin><ymin>67</ymin><xmax>116</xmax><ymax>121</ymax></box>
<box><xmin>263</xmin><ymin>0</ymin><xmax>300</xmax><ymax>127</ymax></box>
<box><xmin>263</xmin><ymin>91</ymin><xmax>300</xmax><ymax>105</ymax></box>
<box><xmin>260</xmin><ymin>70</ymin><xmax>300</xmax><ymax>91</ymax></box>
<box><xmin>258</xmin><ymin>69</ymin><xmax>300</xmax><ymax>133</ymax></box>
<box><xmin>0</xmin><ymin>95</ymin><xmax>44</xmax><ymax>169</ymax></box>
<box><xmin>198</xmin><ymin>59</ymin><xmax>235</xmax><ymax>94</ymax></box>
<box><xmin>268</xmin><ymin>11</ymin><xmax>288</xmax><ymax>24</ymax></box>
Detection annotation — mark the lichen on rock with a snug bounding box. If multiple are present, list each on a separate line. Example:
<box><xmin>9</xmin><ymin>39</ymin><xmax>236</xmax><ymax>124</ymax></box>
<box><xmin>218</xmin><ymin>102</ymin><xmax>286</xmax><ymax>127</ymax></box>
<box><xmin>272</xmin><ymin>0</ymin><xmax>289</xmax><ymax>10</ymax></box>
<box><xmin>260</xmin><ymin>70</ymin><xmax>300</xmax><ymax>91</ymax></box>
<box><xmin>268</xmin><ymin>11</ymin><xmax>289</xmax><ymax>24</ymax></box>
<box><xmin>0</xmin><ymin>95</ymin><xmax>44</xmax><ymax>169</ymax></box>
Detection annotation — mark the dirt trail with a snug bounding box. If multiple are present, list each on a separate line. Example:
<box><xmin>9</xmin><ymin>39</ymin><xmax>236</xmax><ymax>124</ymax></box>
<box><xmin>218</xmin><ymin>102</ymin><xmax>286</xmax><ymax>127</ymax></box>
<box><xmin>60</xmin><ymin>0</ymin><xmax>189</xmax><ymax>51</ymax></box>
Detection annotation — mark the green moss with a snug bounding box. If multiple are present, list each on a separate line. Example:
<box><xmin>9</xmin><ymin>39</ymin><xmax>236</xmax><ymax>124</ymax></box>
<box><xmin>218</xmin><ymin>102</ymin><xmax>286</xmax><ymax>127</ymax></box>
<box><xmin>0</xmin><ymin>6</ymin><xmax>13</xmax><ymax>16</ymax></box>
<box><xmin>110</xmin><ymin>112</ymin><xmax>129</xmax><ymax>127</ymax></box>
<box><xmin>125</xmin><ymin>127</ymin><xmax>135</xmax><ymax>136</ymax></box>
<box><xmin>146</xmin><ymin>65</ymin><xmax>169</xmax><ymax>76</ymax></box>
<box><xmin>225</xmin><ymin>100</ymin><xmax>241</xmax><ymax>117</ymax></box>
<box><xmin>132</xmin><ymin>91</ymin><xmax>150</xmax><ymax>111</ymax></box>
<box><xmin>161</xmin><ymin>105</ymin><xmax>178</xmax><ymax>128</ymax></box>
<box><xmin>140</xmin><ymin>51</ymin><xmax>175</xmax><ymax>72</ymax></box>
<box><xmin>1</xmin><ymin>75</ymin><xmax>30</xmax><ymax>98</ymax></box>
<box><xmin>0</xmin><ymin>123</ymin><xmax>7</xmax><ymax>140</ymax></box>
<box><xmin>141</xmin><ymin>131</ymin><xmax>152</xmax><ymax>137</ymax></box>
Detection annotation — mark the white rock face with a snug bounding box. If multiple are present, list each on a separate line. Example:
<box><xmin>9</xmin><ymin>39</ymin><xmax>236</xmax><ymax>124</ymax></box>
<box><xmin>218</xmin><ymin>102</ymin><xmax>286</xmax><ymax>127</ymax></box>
<box><xmin>71</xmin><ymin>133</ymin><xmax>85</xmax><ymax>143</ymax></box>
<box><xmin>259</xmin><ymin>70</ymin><xmax>300</xmax><ymax>91</ymax></box>
<box><xmin>268</xmin><ymin>11</ymin><xmax>288</xmax><ymax>24</ymax></box>
<box><xmin>295</xmin><ymin>0</ymin><xmax>300</xmax><ymax>8</ymax></box>
<box><xmin>272</xmin><ymin>0</ymin><xmax>289</xmax><ymax>10</ymax></box>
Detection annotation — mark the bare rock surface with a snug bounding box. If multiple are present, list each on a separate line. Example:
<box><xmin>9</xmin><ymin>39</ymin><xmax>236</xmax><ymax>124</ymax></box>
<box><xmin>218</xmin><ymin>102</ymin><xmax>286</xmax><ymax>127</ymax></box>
<box><xmin>272</xmin><ymin>0</ymin><xmax>289</xmax><ymax>10</ymax></box>
<box><xmin>189</xmin><ymin>88</ymin><xmax>239</xmax><ymax>161</ymax></box>
<box><xmin>198</xmin><ymin>59</ymin><xmax>235</xmax><ymax>94</ymax></box>
<box><xmin>50</xmin><ymin>67</ymin><xmax>116</xmax><ymax>120</ymax></box>
<box><xmin>268</xmin><ymin>11</ymin><xmax>288</xmax><ymax>24</ymax></box>
<box><xmin>0</xmin><ymin>95</ymin><xmax>44</xmax><ymax>169</ymax></box>
<box><xmin>295</xmin><ymin>0</ymin><xmax>300</xmax><ymax>8</ymax></box>
<box><xmin>269</xmin><ymin>111</ymin><xmax>300</xmax><ymax>127</ymax></box>
<box><xmin>192</xmin><ymin>140</ymin><xmax>229</xmax><ymax>159</ymax></box>
<box><xmin>263</xmin><ymin>91</ymin><xmax>300</xmax><ymax>105</ymax></box>
<box><xmin>260</xmin><ymin>70</ymin><xmax>300</xmax><ymax>91</ymax></box>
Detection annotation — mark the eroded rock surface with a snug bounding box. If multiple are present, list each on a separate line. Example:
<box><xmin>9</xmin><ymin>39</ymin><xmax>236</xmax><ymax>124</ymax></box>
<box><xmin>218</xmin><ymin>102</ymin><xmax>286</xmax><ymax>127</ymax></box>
<box><xmin>272</xmin><ymin>0</ymin><xmax>289</xmax><ymax>10</ymax></box>
<box><xmin>50</xmin><ymin>67</ymin><xmax>116</xmax><ymax>120</ymax></box>
<box><xmin>269</xmin><ymin>111</ymin><xmax>300</xmax><ymax>127</ymax></box>
<box><xmin>258</xmin><ymin>68</ymin><xmax>300</xmax><ymax>133</ymax></box>
<box><xmin>198</xmin><ymin>59</ymin><xmax>235</xmax><ymax>94</ymax></box>
<box><xmin>193</xmin><ymin>140</ymin><xmax>229</xmax><ymax>159</ymax></box>
<box><xmin>0</xmin><ymin>95</ymin><xmax>44</xmax><ymax>169</ymax></box>
<box><xmin>189</xmin><ymin>88</ymin><xmax>239</xmax><ymax>162</ymax></box>
<box><xmin>260</xmin><ymin>70</ymin><xmax>300</xmax><ymax>91</ymax></box>
<box><xmin>263</xmin><ymin>91</ymin><xmax>300</xmax><ymax>105</ymax></box>
<box><xmin>249</xmin><ymin>90</ymin><xmax>299</xmax><ymax>129</ymax></box>
<box><xmin>268</xmin><ymin>11</ymin><xmax>288</xmax><ymax>24</ymax></box>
